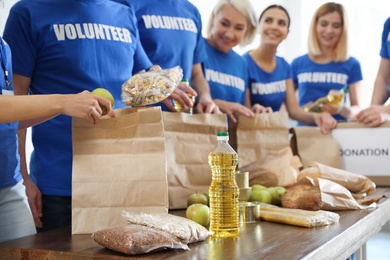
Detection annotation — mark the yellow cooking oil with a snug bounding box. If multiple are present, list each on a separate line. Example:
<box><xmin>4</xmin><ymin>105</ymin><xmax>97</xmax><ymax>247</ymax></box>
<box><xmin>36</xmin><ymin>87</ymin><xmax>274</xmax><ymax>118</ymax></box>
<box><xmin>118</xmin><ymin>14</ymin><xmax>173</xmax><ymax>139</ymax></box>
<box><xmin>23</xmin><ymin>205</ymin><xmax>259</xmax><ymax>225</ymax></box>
<box><xmin>304</xmin><ymin>88</ymin><xmax>347</xmax><ymax>112</ymax></box>
<box><xmin>327</xmin><ymin>90</ymin><xmax>344</xmax><ymax>106</ymax></box>
<box><xmin>208</xmin><ymin>132</ymin><xmax>239</xmax><ymax>238</ymax></box>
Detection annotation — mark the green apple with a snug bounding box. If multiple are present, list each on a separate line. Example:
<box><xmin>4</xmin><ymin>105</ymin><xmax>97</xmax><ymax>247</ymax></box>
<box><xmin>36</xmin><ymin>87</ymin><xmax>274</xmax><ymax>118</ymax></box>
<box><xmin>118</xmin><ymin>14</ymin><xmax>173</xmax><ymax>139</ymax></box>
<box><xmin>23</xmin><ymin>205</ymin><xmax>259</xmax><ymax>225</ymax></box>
<box><xmin>251</xmin><ymin>184</ymin><xmax>267</xmax><ymax>190</ymax></box>
<box><xmin>203</xmin><ymin>192</ymin><xmax>210</xmax><ymax>206</ymax></box>
<box><xmin>186</xmin><ymin>204</ymin><xmax>210</xmax><ymax>227</ymax></box>
<box><xmin>267</xmin><ymin>187</ymin><xmax>282</xmax><ymax>206</ymax></box>
<box><xmin>187</xmin><ymin>193</ymin><xmax>208</xmax><ymax>207</ymax></box>
<box><xmin>249</xmin><ymin>189</ymin><xmax>272</xmax><ymax>204</ymax></box>
<box><xmin>92</xmin><ymin>88</ymin><xmax>115</xmax><ymax>116</ymax></box>
<box><xmin>275</xmin><ymin>186</ymin><xmax>286</xmax><ymax>196</ymax></box>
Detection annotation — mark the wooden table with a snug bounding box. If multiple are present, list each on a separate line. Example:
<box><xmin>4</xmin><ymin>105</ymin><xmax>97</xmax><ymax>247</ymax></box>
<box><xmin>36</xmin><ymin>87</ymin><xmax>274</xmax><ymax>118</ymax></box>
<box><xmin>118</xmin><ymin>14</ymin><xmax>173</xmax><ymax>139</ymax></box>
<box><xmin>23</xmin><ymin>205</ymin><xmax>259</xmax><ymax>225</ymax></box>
<box><xmin>1</xmin><ymin>187</ymin><xmax>390</xmax><ymax>260</ymax></box>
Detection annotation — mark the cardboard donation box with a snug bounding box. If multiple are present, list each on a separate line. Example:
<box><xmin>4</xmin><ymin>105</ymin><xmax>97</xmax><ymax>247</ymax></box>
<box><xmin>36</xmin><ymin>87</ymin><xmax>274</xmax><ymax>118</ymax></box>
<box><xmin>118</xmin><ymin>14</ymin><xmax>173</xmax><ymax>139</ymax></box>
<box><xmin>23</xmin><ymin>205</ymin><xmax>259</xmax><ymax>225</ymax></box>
<box><xmin>331</xmin><ymin>122</ymin><xmax>390</xmax><ymax>185</ymax></box>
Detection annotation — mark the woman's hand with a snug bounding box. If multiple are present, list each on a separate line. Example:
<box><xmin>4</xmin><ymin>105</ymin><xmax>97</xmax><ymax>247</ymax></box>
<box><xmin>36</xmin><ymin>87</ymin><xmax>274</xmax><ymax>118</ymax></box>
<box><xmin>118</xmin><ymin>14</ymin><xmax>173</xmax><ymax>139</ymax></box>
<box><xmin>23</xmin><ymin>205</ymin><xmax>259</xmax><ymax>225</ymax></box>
<box><xmin>62</xmin><ymin>91</ymin><xmax>115</xmax><ymax>124</ymax></box>
<box><xmin>215</xmin><ymin>100</ymin><xmax>255</xmax><ymax>123</ymax></box>
<box><xmin>312</xmin><ymin>112</ymin><xmax>337</xmax><ymax>134</ymax></box>
<box><xmin>352</xmin><ymin>105</ymin><xmax>390</xmax><ymax>127</ymax></box>
<box><xmin>163</xmin><ymin>81</ymin><xmax>197</xmax><ymax>112</ymax></box>
<box><xmin>251</xmin><ymin>103</ymin><xmax>273</xmax><ymax>113</ymax></box>
<box><xmin>321</xmin><ymin>103</ymin><xmax>340</xmax><ymax>115</ymax></box>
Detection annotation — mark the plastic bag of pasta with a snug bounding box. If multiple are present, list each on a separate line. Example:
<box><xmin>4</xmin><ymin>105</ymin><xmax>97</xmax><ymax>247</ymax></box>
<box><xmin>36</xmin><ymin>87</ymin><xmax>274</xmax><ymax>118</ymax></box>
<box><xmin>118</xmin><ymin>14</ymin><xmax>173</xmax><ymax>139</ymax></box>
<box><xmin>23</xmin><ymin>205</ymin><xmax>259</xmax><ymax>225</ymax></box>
<box><xmin>92</xmin><ymin>224</ymin><xmax>189</xmax><ymax>255</ymax></box>
<box><xmin>122</xmin><ymin>66</ymin><xmax>183</xmax><ymax>106</ymax></box>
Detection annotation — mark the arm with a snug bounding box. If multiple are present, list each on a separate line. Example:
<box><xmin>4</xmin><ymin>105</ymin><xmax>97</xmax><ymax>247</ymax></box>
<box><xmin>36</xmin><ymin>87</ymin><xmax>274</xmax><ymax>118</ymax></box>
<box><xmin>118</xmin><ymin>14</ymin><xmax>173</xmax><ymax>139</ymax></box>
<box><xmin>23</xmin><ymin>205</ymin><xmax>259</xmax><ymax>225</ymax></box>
<box><xmin>285</xmin><ymin>79</ymin><xmax>337</xmax><ymax>134</ymax></box>
<box><xmin>12</xmin><ymin>74</ymin><xmax>42</xmax><ymax>228</ymax></box>
<box><xmin>0</xmin><ymin>93</ymin><xmax>114</xmax><ymax>127</ymax></box>
<box><xmin>371</xmin><ymin>58</ymin><xmax>390</xmax><ymax>105</ymax></box>
<box><xmin>11</xmin><ymin>74</ymin><xmax>114</xmax><ymax>228</ymax></box>
<box><xmin>320</xmin><ymin>81</ymin><xmax>362</xmax><ymax>119</ymax></box>
<box><xmin>352</xmin><ymin>104</ymin><xmax>390</xmax><ymax>127</ymax></box>
<box><xmin>191</xmin><ymin>64</ymin><xmax>221</xmax><ymax>114</ymax></box>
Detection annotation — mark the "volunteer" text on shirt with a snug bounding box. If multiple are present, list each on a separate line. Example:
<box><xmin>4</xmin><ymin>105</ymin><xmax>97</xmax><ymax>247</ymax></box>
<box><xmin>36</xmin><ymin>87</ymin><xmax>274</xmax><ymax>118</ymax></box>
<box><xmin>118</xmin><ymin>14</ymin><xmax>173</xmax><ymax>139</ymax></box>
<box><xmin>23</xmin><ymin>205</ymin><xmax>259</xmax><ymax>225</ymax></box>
<box><xmin>251</xmin><ymin>80</ymin><xmax>286</xmax><ymax>95</ymax></box>
<box><xmin>53</xmin><ymin>23</ymin><xmax>132</xmax><ymax>42</ymax></box>
<box><xmin>297</xmin><ymin>72</ymin><xmax>348</xmax><ymax>85</ymax></box>
<box><xmin>142</xmin><ymin>15</ymin><xmax>197</xmax><ymax>33</ymax></box>
<box><xmin>205</xmin><ymin>69</ymin><xmax>245</xmax><ymax>92</ymax></box>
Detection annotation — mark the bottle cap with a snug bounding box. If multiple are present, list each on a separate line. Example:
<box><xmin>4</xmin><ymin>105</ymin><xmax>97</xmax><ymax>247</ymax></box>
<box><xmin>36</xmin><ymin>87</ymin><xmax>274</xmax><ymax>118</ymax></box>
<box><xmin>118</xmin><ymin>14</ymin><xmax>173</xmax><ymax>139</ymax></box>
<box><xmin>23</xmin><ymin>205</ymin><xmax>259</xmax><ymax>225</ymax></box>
<box><xmin>217</xmin><ymin>132</ymin><xmax>229</xmax><ymax>141</ymax></box>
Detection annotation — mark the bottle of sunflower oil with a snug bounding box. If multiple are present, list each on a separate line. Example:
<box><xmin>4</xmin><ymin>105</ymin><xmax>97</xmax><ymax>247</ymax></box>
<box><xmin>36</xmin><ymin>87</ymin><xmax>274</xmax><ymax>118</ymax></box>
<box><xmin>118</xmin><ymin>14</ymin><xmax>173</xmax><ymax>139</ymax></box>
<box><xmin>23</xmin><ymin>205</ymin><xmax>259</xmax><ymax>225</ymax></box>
<box><xmin>304</xmin><ymin>87</ymin><xmax>348</xmax><ymax>112</ymax></box>
<box><xmin>172</xmin><ymin>79</ymin><xmax>196</xmax><ymax>114</ymax></box>
<box><xmin>208</xmin><ymin>132</ymin><xmax>239</xmax><ymax>238</ymax></box>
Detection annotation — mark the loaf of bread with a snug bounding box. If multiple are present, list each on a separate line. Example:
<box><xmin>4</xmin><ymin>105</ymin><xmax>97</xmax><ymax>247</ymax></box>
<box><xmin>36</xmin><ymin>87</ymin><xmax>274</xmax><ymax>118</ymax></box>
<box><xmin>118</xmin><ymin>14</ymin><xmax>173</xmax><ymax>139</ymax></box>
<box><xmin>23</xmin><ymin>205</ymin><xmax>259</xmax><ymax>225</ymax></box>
<box><xmin>281</xmin><ymin>183</ymin><xmax>323</xmax><ymax>211</ymax></box>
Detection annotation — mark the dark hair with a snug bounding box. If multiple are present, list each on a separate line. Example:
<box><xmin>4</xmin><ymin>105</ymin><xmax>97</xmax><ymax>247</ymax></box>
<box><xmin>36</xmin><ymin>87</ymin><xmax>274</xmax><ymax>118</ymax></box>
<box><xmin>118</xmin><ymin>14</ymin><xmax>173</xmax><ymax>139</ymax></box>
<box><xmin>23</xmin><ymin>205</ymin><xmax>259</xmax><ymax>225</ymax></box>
<box><xmin>259</xmin><ymin>5</ymin><xmax>291</xmax><ymax>29</ymax></box>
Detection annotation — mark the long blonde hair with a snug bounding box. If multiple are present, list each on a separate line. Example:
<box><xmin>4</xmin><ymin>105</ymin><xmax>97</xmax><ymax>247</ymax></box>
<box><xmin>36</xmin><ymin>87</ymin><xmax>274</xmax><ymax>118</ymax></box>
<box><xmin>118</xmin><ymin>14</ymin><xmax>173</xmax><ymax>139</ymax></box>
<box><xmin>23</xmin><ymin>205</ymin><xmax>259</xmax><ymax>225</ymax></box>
<box><xmin>308</xmin><ymin>2</ymin><xmax>349</xmax><ymax>62</ymax></box>
<box><xmin>206</xmin><ymin>0</ymin><xmax>257</xmax><ymax>47</ymax></box>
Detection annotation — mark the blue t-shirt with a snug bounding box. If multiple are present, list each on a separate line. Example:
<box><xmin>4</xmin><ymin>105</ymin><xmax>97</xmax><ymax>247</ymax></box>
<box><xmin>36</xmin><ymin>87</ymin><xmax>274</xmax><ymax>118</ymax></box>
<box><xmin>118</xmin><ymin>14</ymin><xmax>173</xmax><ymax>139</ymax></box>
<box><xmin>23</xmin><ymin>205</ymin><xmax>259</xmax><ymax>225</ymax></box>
<box><xmin>114</xmin><ymin>0</ymin><xmax>207</xmax><ymax>111</ymax></box>
<box><xmin>203</xmin><ymin>40</ymin><xmax>247</xmax><ymax>105</ymax></box>
<box><xmin>0</xmin><ymin>37</ymin><xmax>21</xmax><ymax>189</ymax></box>
<box><xmin>243</xmin><ymin>53</ymin><xmax>292</xmax><ymax>111</ymax></box>
<box><xmin>291</xmin><ymin>54</ymin><xmax>363</xmax><ymax>122</ymax></box>
<box><xmin>380</xmin><ymin>17</ymin><xmax>390</xmax><ymax>59</ymax></box>
<box><xmin>3</xmin><ymin>0</ymin><xmax>153</xmax><ymax>196</ymax></box>
<box><xmin>115</xmin><ymin>0</ymin><xmax>207</xmax><ymax>80</ymax></box>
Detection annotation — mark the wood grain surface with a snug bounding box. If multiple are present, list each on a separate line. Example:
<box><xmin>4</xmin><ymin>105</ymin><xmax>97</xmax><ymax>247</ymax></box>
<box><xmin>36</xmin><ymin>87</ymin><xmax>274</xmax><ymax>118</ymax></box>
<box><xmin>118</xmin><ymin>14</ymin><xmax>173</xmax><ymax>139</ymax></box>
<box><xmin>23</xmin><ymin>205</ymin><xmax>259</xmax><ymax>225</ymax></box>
<box><xmin>1</xmin><ymin>188</ymin><xmax>389</xmax><ymax>260</ymax></box>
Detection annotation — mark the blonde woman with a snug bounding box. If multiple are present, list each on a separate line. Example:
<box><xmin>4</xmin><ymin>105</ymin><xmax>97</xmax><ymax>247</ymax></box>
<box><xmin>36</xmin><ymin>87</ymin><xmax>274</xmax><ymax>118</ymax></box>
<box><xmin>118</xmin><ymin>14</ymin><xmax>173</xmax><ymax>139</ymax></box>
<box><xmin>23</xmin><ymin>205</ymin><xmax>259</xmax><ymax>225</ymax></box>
<box><xmin>202</xmin><ymin>0</ymin><xmax>257</xmax><ymax>123</ymax></box>
<box><xmin>244</xmin><ymin>5</ymin><xmax>336</xmax><ymax>133</ymax></box>
<box><xmin>292</xmin><ymin>2</ymin><xmax>362</xmax><ymax>123</ymax></box>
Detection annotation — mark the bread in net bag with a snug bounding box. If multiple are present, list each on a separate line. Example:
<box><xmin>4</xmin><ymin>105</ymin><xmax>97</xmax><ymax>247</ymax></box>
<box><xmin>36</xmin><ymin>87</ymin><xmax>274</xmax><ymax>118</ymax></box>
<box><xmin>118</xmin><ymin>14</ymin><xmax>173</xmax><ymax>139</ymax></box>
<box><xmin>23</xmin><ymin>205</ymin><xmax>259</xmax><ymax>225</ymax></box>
<box><xmin>122</xmin><ymin>66</ymin><xmax>183</xmax><ymax>106</ymax></box>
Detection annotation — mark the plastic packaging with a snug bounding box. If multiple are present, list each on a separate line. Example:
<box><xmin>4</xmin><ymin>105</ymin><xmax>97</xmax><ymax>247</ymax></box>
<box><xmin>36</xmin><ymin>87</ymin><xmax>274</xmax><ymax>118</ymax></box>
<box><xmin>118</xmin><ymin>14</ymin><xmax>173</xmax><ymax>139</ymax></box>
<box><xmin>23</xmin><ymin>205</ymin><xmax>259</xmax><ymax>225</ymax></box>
<box><xmin>91</xmin><ymin>224</ymin><xmax>189</xmax><ymax>255</ymax></box>
<box><xmin>121</xmin><ymin>66</ymin><xmax>183</xmax><ymax>106</ymax></box>
<box><xmin>304</xmin><ymin>87</ymin><xmax>349</xmax><ymax>113</ymax></box>
<box><xmin>172</xmin><ymin>79</ymin><xmax>196</xmax><ymax>114</ymax></box>
<box><xmin>208</xmin><ymin>132</ymin><xmax>240</xmax><ymax>238</ymax></box>
<box><xmin>259</xmin><ymin>203</ymin><xmax>340</xmax><ymax>228</ymax></box>
<box><xmin>121</xmin><ymin>211</ymin><xmax>210</xmax><ymax>244</ymax></box>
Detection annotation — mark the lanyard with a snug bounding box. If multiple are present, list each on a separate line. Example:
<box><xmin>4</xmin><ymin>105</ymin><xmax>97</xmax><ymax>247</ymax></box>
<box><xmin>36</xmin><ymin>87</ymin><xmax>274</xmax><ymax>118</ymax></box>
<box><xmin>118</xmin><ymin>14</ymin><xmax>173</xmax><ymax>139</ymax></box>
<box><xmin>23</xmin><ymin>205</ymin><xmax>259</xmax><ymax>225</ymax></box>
<box><xmin>0</xmin><ymin>38</ymin><xmax>12</xmax><ymax>90</ymax></box>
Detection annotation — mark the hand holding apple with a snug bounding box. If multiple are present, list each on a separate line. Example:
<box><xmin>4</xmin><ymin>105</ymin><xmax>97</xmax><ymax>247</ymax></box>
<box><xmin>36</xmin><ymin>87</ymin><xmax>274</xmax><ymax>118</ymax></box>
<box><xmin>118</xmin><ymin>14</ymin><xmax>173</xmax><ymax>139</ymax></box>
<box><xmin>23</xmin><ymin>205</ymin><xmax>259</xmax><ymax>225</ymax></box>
<box><xmin>92</xmin><ymin>88</ymin><xmax>115</xmax><ymax>116</ymax></box>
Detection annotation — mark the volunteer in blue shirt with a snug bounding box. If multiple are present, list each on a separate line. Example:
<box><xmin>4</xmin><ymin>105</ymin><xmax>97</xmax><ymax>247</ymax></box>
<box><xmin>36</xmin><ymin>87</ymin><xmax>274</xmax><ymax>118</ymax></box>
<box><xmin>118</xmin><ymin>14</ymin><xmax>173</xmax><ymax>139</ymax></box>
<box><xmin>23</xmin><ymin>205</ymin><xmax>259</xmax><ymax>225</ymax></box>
<box><xmin>114</xmin><ymin>0</ymin><xmax>220</xmax><ymax>114</ymax></box>
<box><xmin>291</xmin><ymin>2</ymin><xmax>363</xmax><ymax>123</ymax></box>
<box><xmin>202</xmin><ymin>0</ymin><xmax>257</xmax><ymax>123</ymax></box>
<box><xmin>3</xmin><ymin>0</ymin><xmax>153</xmax><ymax>232</ymax></box>
<box><xmin>244</xmin><ymin>5</ymin><xmax>336</xmax><ymax>133</ymax></box>
<box><xmin>353</xmin><ymin>17</ymin><xmax>390</xmax><ymax>126</ymax></box>
<box><xmin>0</xmin><ymin>34</ymin><xmax>114</xmax><ymax>242</ymax></box>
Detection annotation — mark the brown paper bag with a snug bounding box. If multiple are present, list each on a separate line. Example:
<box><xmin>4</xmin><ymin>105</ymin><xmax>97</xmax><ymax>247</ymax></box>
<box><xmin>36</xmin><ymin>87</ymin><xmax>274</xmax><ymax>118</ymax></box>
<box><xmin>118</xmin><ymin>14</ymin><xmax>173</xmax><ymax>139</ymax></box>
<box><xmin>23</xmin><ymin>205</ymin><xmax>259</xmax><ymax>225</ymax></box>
<box><xmin>299</xmin><ymin>162</ymin><xmax>376</xmax><ymax>195</ymax></box>
<box><xmin>162</xmin><ymin>112</ymin><xmax>228</xmax><ymax>209</ymax></box>
<box><xmin>72</xmin><ymin>107</ymin><xmax>169</xmax><ymax>234</ymax></box>
<box><xmin>237</xmin><ymin>112</ymin><xmax>296</xmax><ymax>187</ymax></box>
<box><xmin>290</xmin><ymin>126</ymin><xmax>341</xmax><ymax>168</ymax></box>
<box><xmin>288</xmin><ymin>162</ymin><xmax>380</xmax><ymax>210</ymax></box>
<box><xmin>290</xmin><ymin>177</ymin><xmax>380</xmax><ymax>211</ymax></box>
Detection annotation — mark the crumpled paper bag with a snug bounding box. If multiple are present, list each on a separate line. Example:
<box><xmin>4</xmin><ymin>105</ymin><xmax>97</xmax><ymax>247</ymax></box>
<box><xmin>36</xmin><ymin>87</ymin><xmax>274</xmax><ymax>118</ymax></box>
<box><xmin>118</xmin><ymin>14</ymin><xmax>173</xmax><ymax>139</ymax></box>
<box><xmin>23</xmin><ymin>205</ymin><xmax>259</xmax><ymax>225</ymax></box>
<box><xmin>292</xmin><ymin>162</ymin><xmax>384</xmax><ymax>210</ymax></box>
